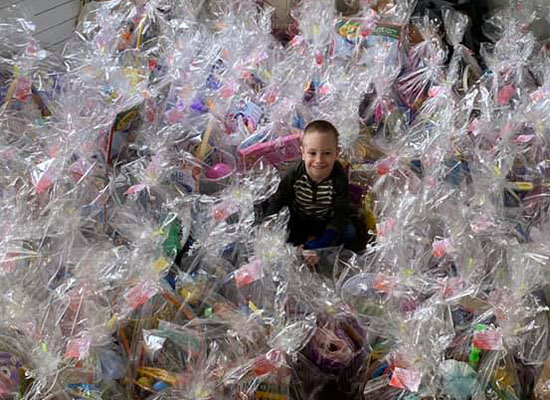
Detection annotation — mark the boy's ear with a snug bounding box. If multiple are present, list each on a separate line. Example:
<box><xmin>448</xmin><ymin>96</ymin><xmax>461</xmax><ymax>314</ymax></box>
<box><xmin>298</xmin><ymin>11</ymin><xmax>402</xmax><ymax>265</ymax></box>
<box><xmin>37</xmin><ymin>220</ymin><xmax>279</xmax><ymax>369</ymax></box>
<box><xmin>300</xmin><ymin>145</ymin><xmax>305</xmax><ymax>160</ymax></box>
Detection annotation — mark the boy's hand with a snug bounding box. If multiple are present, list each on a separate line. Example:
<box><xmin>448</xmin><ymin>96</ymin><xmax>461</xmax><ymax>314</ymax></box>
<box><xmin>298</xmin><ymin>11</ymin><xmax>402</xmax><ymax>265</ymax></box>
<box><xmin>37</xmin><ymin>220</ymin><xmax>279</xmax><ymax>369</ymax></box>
<box><xmin>298</xmin><ymin>245</ymin><xmax>318</xmax><ymax>269</ymax></box>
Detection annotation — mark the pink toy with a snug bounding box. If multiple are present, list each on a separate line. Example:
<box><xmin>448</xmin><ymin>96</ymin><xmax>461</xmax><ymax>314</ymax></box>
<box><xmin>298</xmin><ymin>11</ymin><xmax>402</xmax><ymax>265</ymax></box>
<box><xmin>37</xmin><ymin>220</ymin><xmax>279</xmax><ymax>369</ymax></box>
<box><xmin>205</xmin><ymin>162</ymin><xmax>233</xmax><ymax>179</ymax></box>
<box><xmin>238</xmin><ymin>132</ymin><xmax>302</xmax><ymax>169</ymax></box>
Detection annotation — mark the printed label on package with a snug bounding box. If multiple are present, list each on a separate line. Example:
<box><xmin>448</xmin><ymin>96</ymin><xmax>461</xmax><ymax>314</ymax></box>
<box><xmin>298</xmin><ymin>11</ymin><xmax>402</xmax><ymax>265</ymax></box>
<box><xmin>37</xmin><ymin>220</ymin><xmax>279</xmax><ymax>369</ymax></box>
<box><xmin>124</xmin><ymin>280</ymin><xmax>158</xmax><ymax>310</ymax></box>
<box><xmin>235</xmin><ymin>258</ymin><xmax>264</xmax><ymax>288</ymax></box>
<box><xmin>65</xmin><ymin>337</ymin><xmax>91</xmax><ymax>360</ymax></box>
<box><xmin>473</xmin><ymin>330</ymin><xmax>503</xmax><ymax>351</ymax></box>
<box><xmin>389</xmin><ymin>368</ymin><xmax>421</xmax><ymax>392</ymax></box>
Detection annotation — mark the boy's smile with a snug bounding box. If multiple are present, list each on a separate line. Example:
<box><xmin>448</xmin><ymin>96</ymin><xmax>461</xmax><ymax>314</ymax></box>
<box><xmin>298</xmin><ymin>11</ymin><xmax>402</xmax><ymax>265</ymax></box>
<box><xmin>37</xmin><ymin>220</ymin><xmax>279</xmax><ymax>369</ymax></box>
<box><xmin>301</xmin><ymin>131</ymin><xmax>339</xmax><ymax>183</ymax></box>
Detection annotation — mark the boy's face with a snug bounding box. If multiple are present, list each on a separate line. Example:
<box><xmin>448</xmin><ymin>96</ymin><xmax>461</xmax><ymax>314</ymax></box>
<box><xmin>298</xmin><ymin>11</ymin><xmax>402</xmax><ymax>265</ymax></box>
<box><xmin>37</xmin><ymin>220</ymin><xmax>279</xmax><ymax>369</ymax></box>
<box><xmin>301</xmin><ymin>131</ymin><xmax>338</xmax><ymax>183</ymax></box>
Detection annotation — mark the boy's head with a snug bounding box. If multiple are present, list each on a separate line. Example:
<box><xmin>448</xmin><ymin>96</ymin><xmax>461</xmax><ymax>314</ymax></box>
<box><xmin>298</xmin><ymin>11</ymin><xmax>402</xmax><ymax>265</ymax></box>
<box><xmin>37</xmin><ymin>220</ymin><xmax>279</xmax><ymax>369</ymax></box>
<box><xmin>300</xmin><ymin>120</ymin><xmax>339</xmax><ymax>183</ymax></box>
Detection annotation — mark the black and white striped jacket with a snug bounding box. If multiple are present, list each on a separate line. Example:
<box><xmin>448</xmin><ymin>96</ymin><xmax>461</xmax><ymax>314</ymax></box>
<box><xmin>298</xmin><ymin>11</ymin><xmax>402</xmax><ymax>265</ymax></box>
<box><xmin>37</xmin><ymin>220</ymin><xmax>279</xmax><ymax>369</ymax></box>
<box><xmin>265</xmin><ymin>160</ymin><xmax>350</xmax><ymax>233</ymax></box>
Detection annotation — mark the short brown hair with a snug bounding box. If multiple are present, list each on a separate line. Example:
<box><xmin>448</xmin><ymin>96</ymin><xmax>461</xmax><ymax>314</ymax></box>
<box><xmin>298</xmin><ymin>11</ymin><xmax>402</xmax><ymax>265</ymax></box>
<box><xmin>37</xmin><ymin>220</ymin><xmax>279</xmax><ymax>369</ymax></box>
<box><xmin>302</xmin><ymin>120</ymin><xmax>339</xmax><ymax>145</ymax></box>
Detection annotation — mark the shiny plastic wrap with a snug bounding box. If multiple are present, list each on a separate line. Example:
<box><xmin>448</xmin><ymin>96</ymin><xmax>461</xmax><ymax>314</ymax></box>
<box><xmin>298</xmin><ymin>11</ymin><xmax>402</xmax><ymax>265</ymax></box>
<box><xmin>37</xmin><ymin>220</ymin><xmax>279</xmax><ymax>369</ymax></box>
<box><xmin>0</xmin><ymin>7</ymin><xmax>60</xmax><ymax>126</ymax></box>
<box><xmin>290</xmin><ymin>0</ymin><xmax>336</xmax><ymax>66</ymax></box>
<box><xmin>396</xmin><ymin>13</ymin><xmax>447</xmax><ymax>112</ymax></box>
<box><xmin>443</xmin><ymin>8</ymin><xmax>482</xmax><ymax>93</ymax></box>
<box><xmin>4</xmin><ymin>0</ymin><xmax>550</xmax><ymax>398</ymax></box>
<box><xmin>480</xmin><ymin>8</ymin><xmax>538</xmax><ymax>108</ymax></box>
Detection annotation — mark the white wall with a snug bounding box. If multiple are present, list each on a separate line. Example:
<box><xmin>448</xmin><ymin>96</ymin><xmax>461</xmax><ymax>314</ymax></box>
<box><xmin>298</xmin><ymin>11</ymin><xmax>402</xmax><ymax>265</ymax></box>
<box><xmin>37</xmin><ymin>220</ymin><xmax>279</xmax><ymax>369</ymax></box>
<box><xmin>0</xmin><ymin>0</ymin><xmax>80</xmax><ymax>52</ymax></box>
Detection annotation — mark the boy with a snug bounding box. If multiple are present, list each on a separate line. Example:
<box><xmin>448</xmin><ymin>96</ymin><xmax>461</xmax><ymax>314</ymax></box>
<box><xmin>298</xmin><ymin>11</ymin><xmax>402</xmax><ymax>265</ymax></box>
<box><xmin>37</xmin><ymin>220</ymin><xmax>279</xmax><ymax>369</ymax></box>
<box><xmin>265</xmin><ymin>120</ymin><xmax>352</xmax><ymax>250</ymax></box>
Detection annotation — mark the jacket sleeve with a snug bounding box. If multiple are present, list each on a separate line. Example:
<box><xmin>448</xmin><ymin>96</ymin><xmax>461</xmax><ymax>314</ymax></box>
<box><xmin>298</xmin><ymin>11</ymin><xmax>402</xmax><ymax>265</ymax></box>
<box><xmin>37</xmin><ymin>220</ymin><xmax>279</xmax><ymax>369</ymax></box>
<box><xmin>326</xmin><ymin>163</ymin><xmax>350</xmax><ymax>233</ymax></box>
<box><xmin>264</xmin><ymin>166</ymin><xmax>296</xmax><ymax>217</ymax></box>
